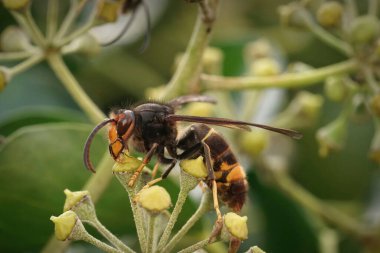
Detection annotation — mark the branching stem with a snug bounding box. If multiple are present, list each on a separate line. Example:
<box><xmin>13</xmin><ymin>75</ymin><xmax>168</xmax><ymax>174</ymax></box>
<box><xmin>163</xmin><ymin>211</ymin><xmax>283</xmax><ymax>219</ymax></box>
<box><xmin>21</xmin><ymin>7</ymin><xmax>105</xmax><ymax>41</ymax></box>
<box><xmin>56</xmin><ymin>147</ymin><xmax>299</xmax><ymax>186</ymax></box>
<box><xmin>177</xmin><ymin>239</ymin><xmax>211</xmax><ymax>253</ymax></box>
<box><xmin>159</xmin><ymin>0</ymin><xmax>219</xmax><ymax>99</ymax></box>
<box><xmin>46</xmin><ymin>53</ymin><xmax>105</xmax><ymax>123</ymax></box>
<box><xmin>8</xmin><ymin>53</ymin><xmax>44</xmax><ymax>77</ymax></box>
<box><xmin>162</xmin><ymin>191</ymin><xmax>213</xmax><ymax>253</ymax></box>
<box><xmin>157</xmin><ymin>188</ymin><xmax>189</xmax><ymax>251</ymax></box>
<box><xmin>46</xmin><ymin>0</ymin><xmax>59</xmax><ymax>42</ymax></box>
<box><xmin>91</xmin><ymin>218</ymin><xmax>136</xmax><ymax>253</ymax></box>
<box><xmin>201</xmin><ymin>59</ymin><xmax>358</xmax><ymax>91</ymax></box>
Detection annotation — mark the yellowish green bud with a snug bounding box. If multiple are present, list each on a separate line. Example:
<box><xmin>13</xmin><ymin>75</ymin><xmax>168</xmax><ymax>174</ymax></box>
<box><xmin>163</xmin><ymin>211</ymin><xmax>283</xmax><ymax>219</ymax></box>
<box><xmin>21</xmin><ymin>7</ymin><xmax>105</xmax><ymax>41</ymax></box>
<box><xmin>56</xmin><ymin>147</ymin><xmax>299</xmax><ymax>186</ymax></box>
<box><xmin>316</xmin><ymin>1</ymin><xmax>343</xmax><ymax>27</ymax></box>
<box><xmin>203</xmin><ymin>47</ymin><xmax>223</xmax><ymax>74</ymax></box>
<box><xmin>287</xmin><ymin>62</ymin><xmax>314</xmax><ymax>73</ymax></box>
<box><xmin>136</xmin><ymin>186</ymin><xmax>172</xmax><ymax>213</ymax></box>
<box><xmin>278</xmin><ymin>3</ymin><xmax>305</xmax><ymax>28</ymax></box>
<box><xmin>180</xmin><ymin>156</ymin><xmax>208</xmax><ymax>179</ymax></box>
<box><xmin>244</xmin><ymin>39</ymin><xmax>272</xmax><ymax>63</ymax></box>
<box><xmin>275</xmin><ymin>91</ymin><xmax>324</xmax><ymax>129</ymax></box>
<box><xmin>96</xmin><ymin>1</ymin><xmax>123</xmax><ymax>23</ymax></box>
<box><xmin>2</xmin><ymin>0</ymin><xmax>30</xmax><ymax>11</ymax></box>
<box><xmin>182</xmin><ymin>102</ymin><xmax>215</xmax><ymax>117</ymax></box>
<box><xmin>349</xmin><ymin>15</ymin><xmax>380</xmax><ymax>44</ymax></box>
<box><xmin>316</xmin><ymin>116</ymin><xmax>347</xmax><ymax>157</ymax></box>
<box><xmin>63</xmin><ymin>34</ymin><xmax>101</xmax><ymax>57</ymax></box>
<box><xmin>250</xmin><ymin>57</ymin><xmax>281</xmax><ymax>77</ymax></box>
<box><xmin>63</xmin><ymin>189</ymin><xmax>89</xmax><ymax>212</ymax></box>
<box><xmin>370</xmin><ymin>94</ymin><xmax>380</xmax><ymax>117</ymax></box>
<box><xmin>50</xmin><ymin>211</ymin><xmax>79</xmax><ymax>241</ymax></box>
<box><xmin>145</xmin><ymin>85</ymin><xmax>165</xmax><ymax>101</ymax></box>
<box><xmin>324</xmin><ymin>76</ymin><xmax>348</xmax><ymax>102</ymax></box>
<box><xmin>223</xmin><ymin>212</ymin><xmax>248</xmax><ymax>241</ymax></box>
<box><xmin>0</xmin><ymin>26</ymin><xmax>33</xmax><ymax>52</ymax></box>
<box><xmin>112</xmin><ymin>153</ymin><xmax>143</xmax><ymax>173</ymax></box>
<box><xmin>249</xmin><ymin>246</ymin><xmax>267</xmax><ymax>253</ymax></box>
<box><xmin>239</xmin><ymin>129</ymin><xmax>269</xmax><ymax>157</ymax></box>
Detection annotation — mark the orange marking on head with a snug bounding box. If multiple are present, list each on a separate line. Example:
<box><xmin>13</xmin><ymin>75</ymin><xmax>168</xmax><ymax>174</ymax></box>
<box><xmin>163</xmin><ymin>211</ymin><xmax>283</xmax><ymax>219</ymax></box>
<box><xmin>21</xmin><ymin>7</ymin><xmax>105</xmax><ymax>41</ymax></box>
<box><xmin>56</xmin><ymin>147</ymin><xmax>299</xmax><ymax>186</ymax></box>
<box><xmin>108</xmin><ymin>124</ymin><xmax>118</xmax><ymax>143</ymax></box>
<box><xmin>110</xmin><ymin>140</ymin><xmax>123</xmax><ymax>159</ymax></box>
<box><xmin>226</xmin><ymin>165</ymin><xmax>246</xmax><ymax>182</ymax></box>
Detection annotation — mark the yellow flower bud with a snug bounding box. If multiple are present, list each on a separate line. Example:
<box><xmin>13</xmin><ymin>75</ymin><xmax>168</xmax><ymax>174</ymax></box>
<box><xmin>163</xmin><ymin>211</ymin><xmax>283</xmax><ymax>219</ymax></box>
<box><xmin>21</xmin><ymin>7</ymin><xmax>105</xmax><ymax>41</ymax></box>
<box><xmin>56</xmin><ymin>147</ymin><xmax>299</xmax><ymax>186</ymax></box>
<box><xmin>316</xmin><ymin>1</ymin><xmax>343</xmax><ymax>27</ymax></box>
<box><xmin>278</xmin><ymin>3</ymin><xmax>305</xmax><ymax>28</ymax></box>
<box><xmin>349</xmin><ymin>15</ymin><xmax>380</xmax><ymax>44</ymax></box>
<box><xmin>63</xmin><ymin>189</ymin><xmax>89</xmax><ymax>212</ymax></box>
<box><xmin>112</xmin><ymin>153</ymin><xmax>143</xmax><ymax>173</ymax></box>
<box><xmin>0</xmin><ymin>26</ymin><xmax>33</xmax><ymax>52</ymax></box>
<box><xmin>316</xmin><ymin>116</ymin><xmax>347</xmax><ymax>157</ymax></box>
<box><xmin>96</xmin><ymin>1</ymin><xmax>123</xmax><ymax>23</ymax></box>
<box><xmin>223</xmin><ymin>212</ymin><xmax>248</xmax><ymax>240</ymax></box>
<box><xmin>50</xmin><ymin>211</ymin><xmax>79</xmax><ymax>241</ymax></box>
<box><xmin>180</xmin><ymin>156</ymin><xmax>208</xmax><ymax>179</ymax></box>
<box><xmin>2</xmin><ymin>0</ymin><xmax>30</xmax><ymax>11</ymax></box>
<box><xmin>136</xmin><ymin>186</ymin><xmax>172</xmax><ymax>213</ymax></box>
<box><xmin>324</xmin><ymin>76</ymin><xmax>348</xmax><ymax>102</ymax></box>
<box><xmin>182</xmin><ymin>102</ymin><xmax>215</xmax><ymax>117</ymax></box>
<box><xmin>239</xmin><ymin>129</ymin><xmax>269</xmax><ymax>157</ymax></box>
<box><xmin>145</xmin><ymin>85</ymin><xmax>166</xmax><ymax>100</ymax></box>
<box><xmin>275</xmin><ymin>91</ymin><xmax>324</xmax><ymax>129</ymax></box>
<box><xmin>202</xmin><ymin>47</ymin><xmax>223</xmax><ymax>74</ymax></box>
<box><xmin>250</xmin><ymin>57</ymin><xmax>281</xmax><ymax>77</ymax></box>
<box><xmin>63</xmin><ymin>34</ymin><xmax>101</xmax><ymax>57</ymax></box>
<box><xmin>250</xmin><ymin>246</ymin><xmax>267</xmax><ymax>253</ymax></box>
<box><xmin>244</xmin><ymin>39</ymin><xmax>272</xmax><ymax>62</ymax></box>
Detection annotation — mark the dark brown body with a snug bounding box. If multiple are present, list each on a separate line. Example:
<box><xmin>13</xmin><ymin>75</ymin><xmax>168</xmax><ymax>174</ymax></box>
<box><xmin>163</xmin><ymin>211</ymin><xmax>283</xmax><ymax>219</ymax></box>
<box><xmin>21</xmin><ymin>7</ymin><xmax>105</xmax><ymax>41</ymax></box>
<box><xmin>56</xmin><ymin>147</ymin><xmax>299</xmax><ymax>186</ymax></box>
<box><xmin>109</xmin><ymin>103</ymin><xmax>248</xmax><ymax>211</ymax></box>
<box><xmin>86</xmin><ymin>96</ymin><xmax>300</xmax><ymax>212</ymax></box>
<box><xmin>177</xmin><ymin>124</ymin><xmax>248</xmax><ymax>212</ymax></box>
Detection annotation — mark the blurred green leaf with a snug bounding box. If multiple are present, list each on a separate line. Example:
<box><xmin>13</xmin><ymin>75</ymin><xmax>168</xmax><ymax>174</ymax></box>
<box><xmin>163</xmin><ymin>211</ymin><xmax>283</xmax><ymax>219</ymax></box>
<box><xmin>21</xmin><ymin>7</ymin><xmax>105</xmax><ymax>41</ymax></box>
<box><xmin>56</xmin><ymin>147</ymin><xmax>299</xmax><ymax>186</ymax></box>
<box><xmin>0</xmin><ymin>106</ymin><xmax>86</xmax><ymax>136</ymax></box>
<box><xmin>0</xmin><ymin>123</ymin><xmax>126</xmax><ymax>252</ymax></box>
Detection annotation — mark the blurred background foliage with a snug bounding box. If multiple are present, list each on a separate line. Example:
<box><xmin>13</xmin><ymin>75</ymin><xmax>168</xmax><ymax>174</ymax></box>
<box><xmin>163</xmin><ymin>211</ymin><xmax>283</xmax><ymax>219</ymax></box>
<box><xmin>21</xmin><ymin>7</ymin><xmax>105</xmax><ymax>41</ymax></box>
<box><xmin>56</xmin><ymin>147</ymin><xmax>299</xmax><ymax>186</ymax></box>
<box><xmin>0</xmin><ymin>0</ymin><xmax>379</xmax><ymax>253</ymax></box>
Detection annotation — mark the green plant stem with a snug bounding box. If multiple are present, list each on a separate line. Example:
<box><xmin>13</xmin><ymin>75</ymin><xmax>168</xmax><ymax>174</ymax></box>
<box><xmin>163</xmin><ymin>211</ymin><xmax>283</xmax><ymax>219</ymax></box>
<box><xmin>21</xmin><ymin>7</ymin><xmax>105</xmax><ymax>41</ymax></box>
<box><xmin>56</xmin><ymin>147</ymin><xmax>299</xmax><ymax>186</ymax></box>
<box><xmin>157</xmin><ymin>188</ymin><xmax>189</xmax><ymax>251</ymax></box>
<box><xmin>177</xmin><ymin>239</ymin><xmax>210</xmax><ymax>253</ymax></box>
<box><xmin>58</xmin><ymin>2</ymin><xmax>98</xmax><ymax>47</ymax></box>
<box><xmin>298</xmin><ymin>8</ymin><xmax>353</xmax><ymax>56</ymax></box>
<box><xmin>122</xmin><ymin>181</ymin><xmax>147</xmax><ymax>253</ymax></box>
<box><xmin>11</xmin><ymin>11</ymin><xmax>46</xmax><ymax>47</ymax></box>
<box><xmin>0</xmin><ymin>51</ymin><xmax>34</xmax><ymax>61</ymax></box>
<box><xmin>8</xmin><ymin>53</ymin><xmax>45</xmax><ymax>77</ymax></box>
<box><xmin>81</xmin><ymin>232</ymin><xmax>124</xmax><ymax>253</ymax></box>
<box><xmin>162</xmin><ymin>191</ymin><xmax>213</xmax><ymax>253</ymax></box>
<box><xmin>270</xmin><ymin>170</ymin><xmax>367</xmax><ymax>240</ymax></box>
<box><xmin>43</xmin><ymin>53</ymin><xmax>112</xmax><ymax>253</ymax></box>
<box><xmin>91</xmin><ymin>218</ymin><xmax>136</xmax><ymax>253</ymax></box>
<box><xmin>200</xmin><ymin>59</ymin><xmax>358</xmax><ymax>91</ymax></box>
<box><xmin>46</xmin><ymin>52</ymin><xmax>105</xmax><ymax>123</ymax></box>
<box><xmin>159</xmin><ymin>0</ymin><xmax>219</xmax><ymax>100</ymax></box>
<box><xmin>46</xmin><ymin>0</ymin><xmax>59</xmax><ymax>42</ymax></box>
<box><xmin>55</xmin><ymin>0</ymin><xmax>81</xmax><ymax>42</ymax></box>
<box><xmin>146</xmin><ymin>215</ymin><xmax>156</xmax><ymax>253</ymax></box>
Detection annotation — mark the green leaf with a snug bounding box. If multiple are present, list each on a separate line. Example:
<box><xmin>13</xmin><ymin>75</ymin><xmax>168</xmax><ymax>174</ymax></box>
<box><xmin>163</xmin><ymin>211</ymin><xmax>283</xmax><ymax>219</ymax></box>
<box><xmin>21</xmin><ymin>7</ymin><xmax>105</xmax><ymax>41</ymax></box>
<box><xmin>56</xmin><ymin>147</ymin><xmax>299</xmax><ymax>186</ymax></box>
<box><xmin>0</xmin><ymin>106</ymin><xmax>87</xmax><ymax>136</ymax></box>
<box><xmin>0</xmin><ymin>123</ymin><xmax>127</xmax><ymax>252</ymax></box>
